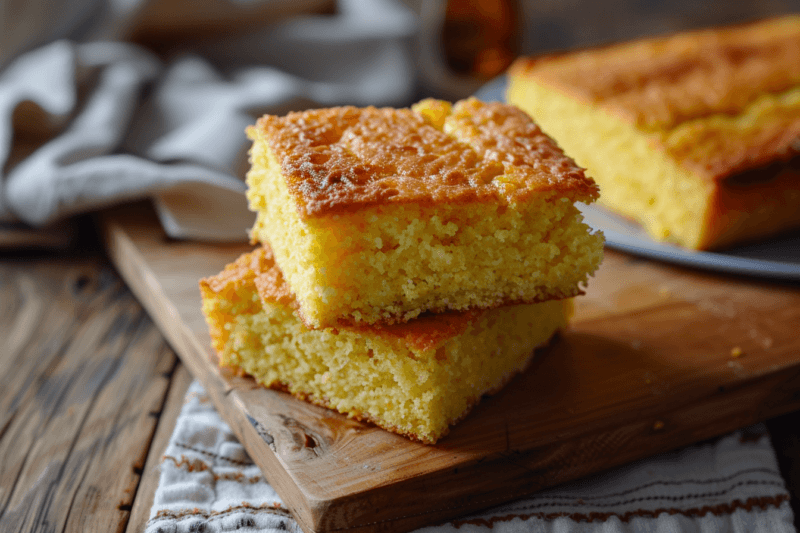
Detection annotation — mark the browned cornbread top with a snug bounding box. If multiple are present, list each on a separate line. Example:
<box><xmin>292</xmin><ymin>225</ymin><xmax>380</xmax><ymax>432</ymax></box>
<box><xmin>202</xmin><ymin>245</ymin><xmax>295</xmax><ymax>306</ymax></box>
<box><xmin>509</xmin><ymin>15</ymin><xmax>800</xmax><ymax>182</ymax></box>
<box><xmin>201</xmin><ymin>247</ymin><xmax>480</xmax><ymax>352</ymax></box>
<box><xmin>246</xmin><ymin>97</ymin><xmax>599</xmax><ymax>218</ymax></box>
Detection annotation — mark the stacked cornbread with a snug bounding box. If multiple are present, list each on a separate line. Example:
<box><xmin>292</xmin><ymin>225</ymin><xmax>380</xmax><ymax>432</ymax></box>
<box><xmin>201</xmin><ymin>97</ymin><xmax>604</xmax><ymax>444</ymax></box>
<box><xmin>508</xmin><ymin>15</ymin><xmax>800</xmax><ymax>250</ymax></box>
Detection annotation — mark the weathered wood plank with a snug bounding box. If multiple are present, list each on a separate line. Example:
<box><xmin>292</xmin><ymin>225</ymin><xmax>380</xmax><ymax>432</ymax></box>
<box><xmin>0</xmin><ymin>222</ymin><xmax>75</xmax><ymax>250</ymax></box>
<box><xmin>126</xmin><ymin>363</ymin><xmax>193</xmax><ymax>533</ymax></box>
<box><xmin>0</xmin><ymin>258</ymin><xmax>177</xmax><ymax>533</ymax></box>
<box><xmin>102</xmin><ymin>203</ymin><xmax>800</xmax><ymax>533</ymax></box>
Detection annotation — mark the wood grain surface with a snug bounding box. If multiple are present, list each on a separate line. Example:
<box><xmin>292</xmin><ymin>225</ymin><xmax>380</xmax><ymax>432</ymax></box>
<box><xmin>0</xmin><ymin>253</ymin><xmax>179</xmax><ymax>532</ymax></box>
<box><xmin>102</xmin><ymin>203</ymin><xmax>800</xmax><ymax>533</ymax></box>
<box><xmin>0</xmin><ymin>221</ymin><xmax>75</xmax><ymax>249</ymax></box>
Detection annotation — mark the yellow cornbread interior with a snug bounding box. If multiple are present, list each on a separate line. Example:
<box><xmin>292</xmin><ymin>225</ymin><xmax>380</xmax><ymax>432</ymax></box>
<box><xmin>202</xmin><ymin>274</ymin><xmax>570</xmax><ymax>444</ymax></box>
<box><xmin>508</xmin><ymin>78</ymin><xmax>714</xmax><ymax>249</ymax></box>
<box><xmin>247</xmin><ymin>138</ymin><xmax>603</xmax><ymax>328</ymax></box>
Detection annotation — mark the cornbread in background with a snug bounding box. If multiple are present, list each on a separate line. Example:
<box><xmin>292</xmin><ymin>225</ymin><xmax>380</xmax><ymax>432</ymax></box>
<box><xmin>507</xmin><ymin>15</ymin><xmax>800</xmax><ymax>250</ymax></box>
<box><xmin>200</xmin><ymin>246</ymin><xmax>571</xmax><ymax>444</ymax></box>
<box><xmin>246</xmin><ymin>97</ymin><xmax>603</xmax><ymax>328</ymax></box>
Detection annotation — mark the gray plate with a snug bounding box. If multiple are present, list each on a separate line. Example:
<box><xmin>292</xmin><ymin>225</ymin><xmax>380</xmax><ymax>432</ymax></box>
<box><xmin>475</xmin><ymin>76</ymin><xmax>800</xmax><ymax>281</ymax></box>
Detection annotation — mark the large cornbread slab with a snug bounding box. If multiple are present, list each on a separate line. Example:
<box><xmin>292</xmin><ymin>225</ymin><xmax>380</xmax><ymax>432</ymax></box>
<box><xmin>200</xmin><ymin>246</ymin><xmax>570</xmax><ymax>444</ymax></box>
<box><xmin>246</xmin><ymin>97</ymin><xmax>603</xmax><ymax>328</ymax></box>
<box><xmin>508</xmin><ymin>15</ymin><xmax>800</xmax><ymax>251</ymax></box>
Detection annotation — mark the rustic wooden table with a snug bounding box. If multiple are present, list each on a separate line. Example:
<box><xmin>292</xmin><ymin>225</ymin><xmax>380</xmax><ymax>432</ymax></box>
<box><xmin>2</xmin><ymin>220</ymin><xmax>800</xmax><ymax>532</ymax></box>
<box><xmin>0</xmin><ymin>221</ymin><xmax>194</xmax><ymax>533</ymax></box>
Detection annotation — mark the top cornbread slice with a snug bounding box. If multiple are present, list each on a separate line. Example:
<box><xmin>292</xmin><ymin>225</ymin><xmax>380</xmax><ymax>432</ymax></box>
<box><xmin>508</xmin><ymin>15</ymin><xmax>800</xmax><ymax>250</ymax></box>
<box><xmin>246</xmin><ymin>97</ymin><xmax>603</xmax><ymax>328</ymax></box>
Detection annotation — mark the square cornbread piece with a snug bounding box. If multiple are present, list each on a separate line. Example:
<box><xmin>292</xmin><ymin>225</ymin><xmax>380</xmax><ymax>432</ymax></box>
<box><xmin>246</xmin><ymin>97</ymin><xmax>603</xmax><ymax>328</ymax></box>
<box><xmin>508</xmin><ymin>15</ymin><xmax>800</xmax><ymax>250</ymax></box>
<box><xmin>200</xmin><ymin>246</ymin><xmax>571</xmax><ymax>444</ymax></box>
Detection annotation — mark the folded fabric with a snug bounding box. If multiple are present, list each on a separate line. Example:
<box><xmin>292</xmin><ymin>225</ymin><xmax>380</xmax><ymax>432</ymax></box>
<box><xmin>146</xmin><ymin>381</ymin><xmax>795</xmax><ymax>533</ymax></box>
<box><xmin>0</xmin><ymin>0</ymin><xmax>417</xmax><ymax>241</ymax></box>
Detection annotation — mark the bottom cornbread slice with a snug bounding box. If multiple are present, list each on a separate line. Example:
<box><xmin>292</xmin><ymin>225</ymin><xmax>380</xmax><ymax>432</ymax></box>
<box><xmin>200</xmin><ymin>247</ymin><xmax>571</xmax><ymax>444</ymax></box>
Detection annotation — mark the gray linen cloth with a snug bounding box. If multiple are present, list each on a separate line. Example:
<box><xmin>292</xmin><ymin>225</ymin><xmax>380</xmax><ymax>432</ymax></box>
<box><xmin>0</xmin><ymin>0</ymin><xmax>416</xmax><ymax>240</ymax></box>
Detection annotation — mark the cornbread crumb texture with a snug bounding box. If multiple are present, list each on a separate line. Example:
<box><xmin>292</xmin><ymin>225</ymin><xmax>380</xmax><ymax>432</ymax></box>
<box><xmin>247</xmin><ymin>97</ymin><xmax>598</xmax><ymax>218</ymax></box>
<box><xmin>246</xmin><ymin>99</ymin><xmax>604</xmax><ymax>327</ymax></box>
<box><xmin>200</xmin><ymin>248</ymin><xmax>570</xmax><ymax>444</ymax></box>
<box><xmin>508</xmin><ymin>15</ymin><xmax>800</xmax><ymax>250</ymax></box>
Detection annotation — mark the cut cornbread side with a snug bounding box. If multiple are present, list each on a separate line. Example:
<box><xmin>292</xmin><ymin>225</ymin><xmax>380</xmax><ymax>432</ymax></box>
<box><xmin>508</xmin><ymin>15</ymin><xmax>800</xmax><ymax>250</ymax></box>
<box><xmin>246</xmin><ymin>97</ymin><xmax>603</xmax><ymax>328</ymax></box>
<box><xmin>200</xmin><ymin>247</ymin><xmax>571</xmax><ymax>445</ymax></box>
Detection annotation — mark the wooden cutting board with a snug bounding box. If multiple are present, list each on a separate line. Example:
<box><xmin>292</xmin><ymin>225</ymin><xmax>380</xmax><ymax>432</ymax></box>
<box><xmin>102</xmin><ymin>203</ymin><xmax>800</xmax><ymax>533</ymax></box>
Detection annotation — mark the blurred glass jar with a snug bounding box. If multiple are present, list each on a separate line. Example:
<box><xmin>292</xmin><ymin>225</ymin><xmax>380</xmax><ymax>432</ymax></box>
<box><xmin>418</xmin><ymin>0</ymin><xmax>520</xmax><ymax>99</ymax></box>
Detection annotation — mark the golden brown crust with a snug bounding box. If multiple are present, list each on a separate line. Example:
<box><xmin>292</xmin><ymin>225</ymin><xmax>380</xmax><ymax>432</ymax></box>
<box><xmin>509</xmin><ymin>15</ymin><xmax>800</xmax><ymax>182</ymax></box>
<box><xmin>701</xmin><ymin>158</ymin><xmax>800</xmax><ymax>249</ymax></box>
<box><xmin>352</xmin><ymin>289</ymin><xmax>577</xmax><ymax>351</ymax></box>
<box><xmin>200</xmin><ymin>246</ymin><xmax>295</xmax><ymax>306</ymax></box>
<box><xmin>352</xmin><ymin>310</ymin><xmax>481</xmax><ymax>353</ymax></box>
<box><xmin>247</xmin><ymin>97</ymin><xmax>599</xmax><ymax>218</ymax></box>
